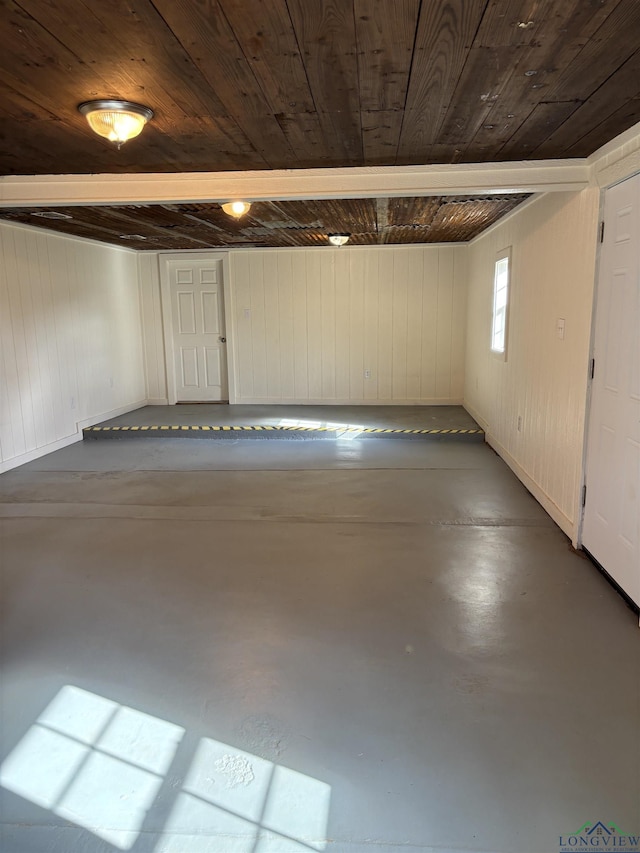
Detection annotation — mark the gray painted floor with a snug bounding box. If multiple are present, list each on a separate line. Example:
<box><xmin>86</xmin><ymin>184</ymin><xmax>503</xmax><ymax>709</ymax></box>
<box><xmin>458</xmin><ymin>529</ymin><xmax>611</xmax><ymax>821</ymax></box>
<box><xmin>0</xmin><ymin>438</ymin><xmax>638</xmax><ymax>853</ymax></box>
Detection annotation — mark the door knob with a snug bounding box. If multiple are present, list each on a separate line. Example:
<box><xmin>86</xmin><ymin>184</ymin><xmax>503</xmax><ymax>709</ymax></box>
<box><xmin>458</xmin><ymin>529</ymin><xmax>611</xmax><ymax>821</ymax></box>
<box><xmin>219</xmin><ymin>336</ymin><xmax>226</xmax><ymax>343</ymax></box>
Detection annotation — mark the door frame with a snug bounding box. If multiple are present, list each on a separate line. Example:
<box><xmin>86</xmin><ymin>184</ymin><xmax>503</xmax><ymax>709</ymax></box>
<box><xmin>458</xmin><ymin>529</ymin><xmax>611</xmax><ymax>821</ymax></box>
<box><xmin>576</xmin><ymin>187</ymin><xmax>606</xmax><ymax>551</ymax></box>
<box><xmin>159</xmin><ymin>251</ymin><xmax>236</xmax><ymax>405</ymax></box>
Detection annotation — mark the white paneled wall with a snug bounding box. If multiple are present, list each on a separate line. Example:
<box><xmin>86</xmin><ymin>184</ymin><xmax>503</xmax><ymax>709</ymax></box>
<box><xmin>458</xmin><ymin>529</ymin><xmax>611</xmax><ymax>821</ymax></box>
<box><xmin>0</xmin><ymin>222</ymin><xmax>146</xmax><ymax>471</ymax></box>
<box><xmin>138</xmin><ymin>253</ymin><xmax>168</xmax><ymax>403</ymax></box>
<box><xmin>463</xmin><ymin>190</ymin><xmax>600</xmax><ymax>541</ymax></box>
<box><xmin>228</xmin><ymin>245</ymin><xmax>467</xmax><ymax>404</ymax></box>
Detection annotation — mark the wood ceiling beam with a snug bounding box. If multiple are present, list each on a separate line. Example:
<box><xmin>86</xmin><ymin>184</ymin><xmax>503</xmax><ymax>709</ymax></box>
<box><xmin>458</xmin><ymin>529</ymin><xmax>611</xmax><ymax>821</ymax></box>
<box><xmin>0</xmin><ymin>160</ymin><xmax>589</xmax><ymax>207</ymax></box>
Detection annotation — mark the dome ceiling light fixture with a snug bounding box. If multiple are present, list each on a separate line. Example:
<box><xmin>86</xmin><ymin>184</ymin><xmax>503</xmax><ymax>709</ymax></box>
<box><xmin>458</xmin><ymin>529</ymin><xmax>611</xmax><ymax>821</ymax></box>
<box><xmin>221</xmin><ymin>201</ymin><xmax>252</xmax><ymax>219</ymax></box>
<box><xmin>78</xmin><ymin>100</ymin><xmax>154</xmax><ymax>149</ymax></box>
<box><xmin>328</xmin><ymin>233</ymin><xmax>350</xmax><ymax>247</ymax></box>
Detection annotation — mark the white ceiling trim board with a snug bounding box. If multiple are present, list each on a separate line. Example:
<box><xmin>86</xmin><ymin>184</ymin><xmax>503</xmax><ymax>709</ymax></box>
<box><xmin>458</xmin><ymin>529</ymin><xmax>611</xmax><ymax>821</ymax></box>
<box><xmin>0</xmin><ymin>160</ymin><xmax>589</xmax><ymax>207</ymax></box>
<box><xmin>588</xmin><ymin>121</ymin><xmax>640</xmax><ymax>189</ymax></box>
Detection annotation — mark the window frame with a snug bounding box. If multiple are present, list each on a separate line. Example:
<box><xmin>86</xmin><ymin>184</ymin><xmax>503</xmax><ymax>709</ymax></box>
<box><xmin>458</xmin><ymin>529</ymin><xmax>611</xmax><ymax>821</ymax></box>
<box><xmin>490</xmin><ymin>247</ymin><xmax>512</xmax><ymax>360</ymax></box>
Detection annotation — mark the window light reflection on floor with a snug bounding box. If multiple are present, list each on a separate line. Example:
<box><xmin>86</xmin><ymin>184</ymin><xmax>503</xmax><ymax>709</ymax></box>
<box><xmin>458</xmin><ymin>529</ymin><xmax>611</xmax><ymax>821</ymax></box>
<box><xmin>160</xmin><ymin>738</ymin><xmax>331</xmax><ymax>852</ymax></box>
<box><xmin>0</xmin><ymin>686</ymin><xmax>184</xmax><ymax>849</ymax></box>
<box><xmin>0</xmin><ymin>685</ymin><xmax>331</xmax><ymax>852</ymax></box>
<box><xmin>278</xmin><ymin>418</ymin><xmax>365</xmax><ymax>440</ymax></box>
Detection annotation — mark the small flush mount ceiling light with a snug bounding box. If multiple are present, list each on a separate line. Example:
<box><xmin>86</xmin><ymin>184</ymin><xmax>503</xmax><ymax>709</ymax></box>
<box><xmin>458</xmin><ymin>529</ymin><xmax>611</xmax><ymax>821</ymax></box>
<box><xmin>221</xmin><ymin>201</ymin><xmax>252</xmax><ymax>218</ymax></box>
<box><xmin>78</xmin><ymin>100</ymin><xmax>154</xmax><ymax>149</ymax></box>
<box><xmin>328</xmin><ymin>233</ymin><xmax>350</xmax><ymax>247</ymax></box>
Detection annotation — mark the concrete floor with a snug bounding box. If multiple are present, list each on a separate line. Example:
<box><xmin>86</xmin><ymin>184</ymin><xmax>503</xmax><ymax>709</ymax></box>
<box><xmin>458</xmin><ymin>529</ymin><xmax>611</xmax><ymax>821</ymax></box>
<box><xmin>0</xmin><ymin>438</ymin><xmax>638</xmax><ymax>853</ymax></box>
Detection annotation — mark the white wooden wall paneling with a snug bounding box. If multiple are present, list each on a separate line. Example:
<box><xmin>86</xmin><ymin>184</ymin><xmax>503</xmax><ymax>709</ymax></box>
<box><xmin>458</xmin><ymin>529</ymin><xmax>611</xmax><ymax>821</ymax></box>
<box><xmin>138</xmin><ymin>244</ymin><xmax>468</xmax><ymax>408</ymax></box>
<box><xmin>292</xmin><ymin>253</ymin><xmax>309</xmax><ymax>399</ymax></box>
<box><xmin>463</xmin><ymin>190</ymin><xmax>600</xmax><ymax>542</ymax></box>
<box><xmin>362</xmin><ymin>251</ymin><xmax>379</xmax><ymax>402</ymax></box>
<box><xmin>137</xmin><ymin>254</ymin><xmax>168</xmax><ymax>404</ymax></box>
<box><xmin>277</xmin><ymin>252</ymin><xmax>295</xmax><ymax>400</ymax></box>
<box><xmin>226</xmin><ymin>245</ymin><xmax>467</xmax><ymax>405</ymax></box>
<box><xmin>0</xmin><ymin>221</ymin><xmax>147</xmax><ymax>472</ymax></box>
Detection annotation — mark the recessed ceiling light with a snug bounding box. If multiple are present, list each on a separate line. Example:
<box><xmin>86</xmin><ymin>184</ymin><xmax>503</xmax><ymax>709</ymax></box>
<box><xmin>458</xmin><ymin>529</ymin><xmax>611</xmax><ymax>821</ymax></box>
<box><xmin>119</xmin><ymin>234</ymin><xmax>147</xmax><ymax>241</ymax></box>
<box><xmin>328</xmin><ymin>233</ymin><xmax>350</xmax><ymax>247</ymax></box>
<box><xmin>31</xmin><ymin>211</ymin><xmax>73</xmax><ymax>220</ymax></box>
<box><xmin>221</xmin><ymin>201</ymin><xmax>252</xmax><ymax>218</ymax></box>
<box><xmin>78</xmin><ymin>100</ymin><xmax>154</xmax><ymax>148</ymax></box>
<box><xmin>524</xmin><ymin>70</ymin><xmax>538</xmax><ymax>77</ymax></box>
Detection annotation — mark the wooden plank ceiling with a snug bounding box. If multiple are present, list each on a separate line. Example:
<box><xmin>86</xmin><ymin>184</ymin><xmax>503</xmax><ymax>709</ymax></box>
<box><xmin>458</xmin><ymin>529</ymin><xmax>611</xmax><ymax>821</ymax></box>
<box><xmin>0</xmin><ymin>195</ymin><xmax>530</xmax><ymax>249</ymax></box>
<box><xmin>0</xmin><ymin>0</ymin><xmax>639</xmax><ymax>176</ymax></box>
<box><xmin>1</xmin><ymin>1</ymin><xmax>638</xmax><ymax>246</ymax></box>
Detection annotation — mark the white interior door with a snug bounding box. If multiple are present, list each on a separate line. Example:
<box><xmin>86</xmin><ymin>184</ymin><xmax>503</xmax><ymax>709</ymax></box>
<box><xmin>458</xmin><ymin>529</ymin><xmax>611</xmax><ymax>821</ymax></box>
<box><xmin>582</xmin><ymin>172</ymin><xmax>640</xmax><ymax>606</ymax></box>
<box><xmin>166</xmin><ymin>258</ymin><xmax>228</xmax><ymax>402</ymax></box>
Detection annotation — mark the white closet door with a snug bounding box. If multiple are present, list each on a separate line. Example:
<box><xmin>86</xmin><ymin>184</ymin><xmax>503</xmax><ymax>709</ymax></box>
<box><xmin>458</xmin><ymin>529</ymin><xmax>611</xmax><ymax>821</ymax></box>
<box><xmin>166</xmin><ymin>259</ymin><xmax>228</xmax><ymax>402</ymax></box>
<box><xmin>582</xmin><ymin>172</ymin><xmax>640</xmax><ymax>606</ymax></box>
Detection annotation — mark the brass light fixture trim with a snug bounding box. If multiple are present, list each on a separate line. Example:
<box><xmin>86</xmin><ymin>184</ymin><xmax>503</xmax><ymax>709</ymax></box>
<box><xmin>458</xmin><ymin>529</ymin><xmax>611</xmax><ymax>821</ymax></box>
<box><xmin>78</xmin><ymin>100</ymin><xmax>154</xmax><ymax>148</ymax></box>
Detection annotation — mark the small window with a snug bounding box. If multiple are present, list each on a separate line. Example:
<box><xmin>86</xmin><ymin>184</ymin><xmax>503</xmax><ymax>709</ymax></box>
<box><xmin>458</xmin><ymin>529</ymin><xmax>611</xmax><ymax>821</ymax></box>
<box><xmin>491</xmin><ymin>248</ymin><xmax>511</xmax><ymax>357</ymax></box>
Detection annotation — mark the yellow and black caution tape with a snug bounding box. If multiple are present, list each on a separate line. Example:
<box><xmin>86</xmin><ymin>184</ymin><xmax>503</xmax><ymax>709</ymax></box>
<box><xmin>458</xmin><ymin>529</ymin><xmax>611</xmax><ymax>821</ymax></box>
<box><xmin>84</xmin><ymin>424</ymin><xmax>483</xmax><ymax>437</ymax></box>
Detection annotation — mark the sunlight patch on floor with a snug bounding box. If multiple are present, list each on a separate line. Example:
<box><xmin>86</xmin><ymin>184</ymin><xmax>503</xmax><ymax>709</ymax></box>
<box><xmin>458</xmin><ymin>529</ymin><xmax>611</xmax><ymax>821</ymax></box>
<box><xmin>0</xmin><ymin>686</ymin><xmax>184</xmax><ymax>849</ymax></box>
<box><xmin>279</xmin><ymin>418</ymin><xmax>365</xmax><ymax>440</ymax></box>
<box><xmin>0</xmin><ymin>685</ymin><xmax>331</xmax><ymax>852</ymax></box>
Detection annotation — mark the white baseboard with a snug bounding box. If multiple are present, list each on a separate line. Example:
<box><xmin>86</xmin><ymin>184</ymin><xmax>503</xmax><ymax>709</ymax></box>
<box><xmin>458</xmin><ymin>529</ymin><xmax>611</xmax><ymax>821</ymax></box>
<box><xmin>486</xmin><ymin>432</ymin><xmax>576</xmax><ymax>542</ymax></box>
<box><xmin>146</xmin><ymin>397</ymin><xmax>169</xmax><ymax>405</ymax></box>
<box><xmin>0</xmin><ymin>432</ymin><xmax>83</xmax><ymax>473</ymax></box>
<box><xmin>461</xmin><ymin>400</ymin><xmax>489</xmax><ymax>432</ymax></box>
<box><xmin>232</xmin><ymin>397</ymin><xmax>464</xmax><ymax>406</ymax></box>
<box><xmin>463</xmin><ymin>400</ymin><xmax>576</xmax><ymax>541</ymax></box>
<box><xmin>0</xmin><ymin>399</ymin><xmax>147</xmax><ymax>474</ymax></box>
